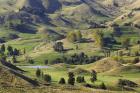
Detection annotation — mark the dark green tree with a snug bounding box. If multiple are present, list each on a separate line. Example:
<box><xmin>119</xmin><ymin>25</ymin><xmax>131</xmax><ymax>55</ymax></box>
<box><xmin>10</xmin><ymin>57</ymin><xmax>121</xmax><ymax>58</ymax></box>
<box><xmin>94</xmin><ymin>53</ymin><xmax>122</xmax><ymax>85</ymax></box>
<box><xmin>44</xmin><ymin>59</ymin><xmax>48</xmax><ymax>65</ymax></box>
<box><xmin>12</xmin><ymin>55</ymin><xmax>17</xmax><ymax>63</ymax></box>
<box><xmin>13</xmin><ymin>48</ymin><xmax>20</xmax><ymax>56</ymax></box>
<box><xmin>59</xmin><ymin>78</ymin><xmax>66</xmax><ymax>84</ymax></box>
<box><xmin>76</xmin><ymin>76</ymin><xmax>85</xmax><ymax>83</ymax></box>
<box><xmin>1</xmin><ymin>44</ymin><xmax>5</xmax><ymax>53</ymax></box>
<box><xmin>28</xmin><ymin>59</ymin><xmax>35</xmax><ymax>64</ymax></box>
<box><xmin>44</xmin><ymin>74</ymin><xmax>52</xmax><ymax>83</ymax></box>
<box><xmin>7</xmin><ymin>46</ymin><xmax>13</xmax><ymax>56</ymax></box>
<box><xmin>90</xmin><ymin>70</ymin><xmax>97</xmax><ymax>83</ymax></box>
<box><xmin>100</xmin><ymin>82</ymin><xmax>107</xmax><ymax>90</ymax></box>
<box><xmin>133</xmin><ymin>57</ymin><xmax>139</xmax><ymax>64</ymax></box>
<box><xmin>68</xmin><ymin>72</ymin><xmax>75</xmax><ymax>85</ymax></box>
<box><xmin>36</xmin><ymin>68</ymin><xmax>41</xmax><ymax>78</ymax></box>
<box><xmin>53</xmin><ymin>42</ymin><xmax>64</xmax><ymax>52</ymax></box>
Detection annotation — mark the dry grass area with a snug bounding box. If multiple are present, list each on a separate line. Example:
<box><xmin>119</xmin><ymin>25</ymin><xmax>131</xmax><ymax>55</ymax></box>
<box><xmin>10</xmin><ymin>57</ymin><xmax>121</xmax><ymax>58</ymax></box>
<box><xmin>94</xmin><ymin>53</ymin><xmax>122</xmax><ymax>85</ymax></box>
<box><xmin>79</xmin><ymin>58</ymin><xmax>122</xmax><ymax>73</ymax></box>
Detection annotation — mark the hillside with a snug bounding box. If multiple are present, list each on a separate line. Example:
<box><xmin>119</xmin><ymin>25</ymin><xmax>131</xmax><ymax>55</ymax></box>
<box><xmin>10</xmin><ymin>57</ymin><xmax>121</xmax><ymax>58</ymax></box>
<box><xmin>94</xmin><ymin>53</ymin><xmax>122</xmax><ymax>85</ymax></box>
<box><xmin>1</xmin><ymin>0</ymin><xmax>139</xmax><ymax>29</ymax></box>
<box><xmin>0</xmin><ymin>0</ymin><xmax>140</xmax><ymax>93</ymax></box>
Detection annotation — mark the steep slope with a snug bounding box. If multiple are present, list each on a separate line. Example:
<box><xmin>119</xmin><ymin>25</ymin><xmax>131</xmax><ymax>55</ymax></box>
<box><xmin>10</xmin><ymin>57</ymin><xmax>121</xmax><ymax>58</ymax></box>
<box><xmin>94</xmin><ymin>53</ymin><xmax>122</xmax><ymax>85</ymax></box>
<box><xmin>112</xmin><ymin>0</ymin><xmax>140</xmax><ymax>25</ymax></box>
<box><xmin>0</xmin><ymin>0</ymin><xmax>126</xmax><ymax>28</ymax></box>
<box><xmin>0</xmin><ymin>66</ymin><xmax>31</xmax><ymax>87</ymax></box>
<box><xmin>0</xmin><ymin>59</ymin><xmax>39</xmax><ymax>87</ymax></box>
<box><xmin>0</xmin><ymin>0</ymin><xmax>139</xmax><ymax>33</ymax></box>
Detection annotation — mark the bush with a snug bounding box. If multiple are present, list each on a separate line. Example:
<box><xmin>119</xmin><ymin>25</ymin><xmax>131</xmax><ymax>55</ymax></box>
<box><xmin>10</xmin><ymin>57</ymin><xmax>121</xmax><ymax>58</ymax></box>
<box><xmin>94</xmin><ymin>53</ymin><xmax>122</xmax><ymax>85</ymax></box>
<box><xmin>36</xmin><ymin>68</ymin><xmax>41</xmax><ymax>78</ymax></box>
<box><xmin>53</xmin><ymin>42</ymin><xmax>64</xmax><ymax>52</ymax></box>
<box><xmin>28</xmin><ymin>59</ymin><xmax>35</xmax><ymax>64</ymax></box>
<box><xmin>68</xmin><ymin>72</ymin><xmax>75</xmax><ymax>85</ymax></box>
<box><xmin>83</xmin><ymin>83</ymin><xmax>94</xmax><ymax>88</ymax></box>
<box><xmin>44</xmin><ymin>59</ymin><xmax>48</xmax><ymax>65</ymax></box>
<box><xmin>44</xmin><ymin>74</ymin><xmax>52</xmax><ymax>83</ymax></box>
<box><xmin>76</xmin><ymin>76</ymin><xmax>85</xmax><ymax>83</ymax></box>
<box><xmin>90</xmin><ymin>70</ymin><xmax>97</xmax><ymax>83</ymax></box>
<box><xmin>133</xmin><ymin>57</ymin><xmax>139</xmax><ymax>64</ymax></box>
<box><xmin>118</xmin><ymin>79</ymin><xmax>138</xmax><ymax>88</ymax></box>
<box><xmin>0</xmin><ymin>38</ymin><xmax>5</xmax><ymax>43</ymax></box>
<box><xmin>100</xmin><ymin>82</ymin><xmax>106</xmax><ymax>90</ymax></box>
<box><xmin>59</xmin><ymin>78</ymin><xmax>66</xmax><ymax>84</ymax></box>
<box><xmin>8</xmin><ymin>33</ymin><xmax>19</xmax><ymax>40</ymax></box>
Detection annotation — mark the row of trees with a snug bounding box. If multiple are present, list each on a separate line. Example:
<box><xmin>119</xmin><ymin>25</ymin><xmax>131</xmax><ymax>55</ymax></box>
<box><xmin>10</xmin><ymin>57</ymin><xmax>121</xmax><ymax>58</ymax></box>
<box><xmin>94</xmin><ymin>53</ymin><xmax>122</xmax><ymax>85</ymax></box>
<box><xmin>50</xmin><ymin>52</ymin><xmax>103</xmax><ymax>65</ymax></box>
<box><xmin>35</xmin><ymin>69</ymin><xmax>99</xmax><ymax>85</ymax></box>
<box><xmin>0</xmin><ymin>44</ymin><xmax>22</xmax><ymax>63</ymax></box>
<box><xmin>0</xmin><ymin>44</ymin><xmax>20</xmax><ymax>56</ymax></box>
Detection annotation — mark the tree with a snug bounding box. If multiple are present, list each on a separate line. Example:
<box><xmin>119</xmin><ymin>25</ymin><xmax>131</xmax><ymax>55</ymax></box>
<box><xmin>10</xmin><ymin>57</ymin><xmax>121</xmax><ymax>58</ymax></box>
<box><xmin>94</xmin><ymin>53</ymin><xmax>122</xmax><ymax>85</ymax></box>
<box><xmin>53</xmin><ymin>42</ymin><xmax>64</xmax><ymax>52</ymax></box>
<box><xmin>28</xmin><ymin>59</ymin><xmax>35</xmax><ymax>64</ymax></box>
<box><xmin>67</xmin><ymin>32</ymin><xmax>77</xmax><ymax>43</ymax></box>
<box><xmin>133</xmin><ymin>57</ymin><xmax>139</xmax><ymax>64</ymax></box>
<box><xmin>93</xmin><ymin>31</ymin><xmax>104</xmax><ymax>49</ymax></box>
<box><xmin>13</xmin><ymin>48</ymin><xmax>20</xmax><ymax>56</ymax></box>
<box><xmin>36</xmin><ymin>68</ymin><xmax>41</xmax><ymax>78</ymax></box>
<box><xmin>121</xmin><ymin>38</ymin><xmax>130</xmax><ymax>50</ymax></box>
<box><xmin>68</xmin><ymin>72</ymin><xmax>75</xmax><ymax>85</ymax></box>
<box><xmin>76</xmin><ymin>76</ymin><xmax>85</xmax><ymax>83</ymax></box>
<box><xmin>137</xmin><ymin>40</ymin><xmax>140</xmax><ymax>50</ymax></box>
<box><xmin>90</xmin><ymin>70</ymin><xmax>97</xmax><ymax>83</ymax></box>
<box><xmin>59</xmin><ymin>78</ymin><xmax>66</xmax><ymax>84</ymax></box>
<box><xmin>44</xmin><ymin>74</ymin><xmax>52</xmax><ymax>83</ymax></box>
<box><xmin>113</xmin><ymin>26</ymin><xmax>122</xmax><ymax>36</ymax></box>
<box><xmin>12</xmin><ymin>55</ymin><xmax>17</xmax><ymax>63</ymax></box>
<box><xmin>1</xmin><ymin>44</ymin><xmax>5</xmax><ymax>53</ymax></box>
<box><xmin>118</xmin><ymin>79</ymin><xmax>138</xmax><ymax>88</ymax></box>
<box><xmin>23</xmin><ymin>48</ymin><xmax>26</xmax><ymax>54</ymax></box>
<box><xmin>7</xmin><ymin>46</ymin><xmax>13</xmax><ymax>56</ymax></box>
<box><xmin>44</xmin><ymin>59</ymin><xmax>48</xmax><ymax>65</ymax></box>
<box><xmin>100</xmin><ymin>82</ymin><xmax>107</xmax><ymax>90</ymax></box>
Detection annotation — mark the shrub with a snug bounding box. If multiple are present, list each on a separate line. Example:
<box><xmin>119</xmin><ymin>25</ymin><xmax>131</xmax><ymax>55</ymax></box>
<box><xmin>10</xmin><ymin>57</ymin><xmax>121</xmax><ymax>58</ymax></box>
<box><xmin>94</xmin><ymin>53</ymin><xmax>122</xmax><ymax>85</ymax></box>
<box><xmin>76</xmin><ymin>76</ymin><xmax>85</xmax><ymax>83</ymax></box>
<box><xmin>12</xmin><ymin>55</ymin><xmax>18</xmax><ymax>63</ymax></box>
<box><xmin>44</xmin><ymin>74</ymin><xmax>52</xmax><ymax>83</ymax></box>
<box><xmin>90</xmin><ymin>70</ymin><xmax>97</xmax><ymax>83</ymax></box>
<box><xmin>8</xmin><ymin>33</ymin><xmax>19</xmax><ymax>40</ymax></box>
<box><xmin>1</xmin><ymin>44</ymin><xmax>5</xmax><ymax>53</ymax></box>
<box><xmin>0</xmin><ymin>38</ymin><xmax>5</xmax><ymax>43</ymax></box>
<box><xmin>44</xmin><ymin>59</ymin><xmax>48</xmax><ymax>65</ymax></box>
<box><xmin>59</xmin><ymin>78</ymin><xmax>66</xmax><ymax>84</ymax></box>
<box><xmin>28</xmin><ymin>59</ymin><xmax>35</xmax><ymax>64</ymax></box>
<box><xmin>118</xmin><ymin>79</ymin><xmax>138</xmax><ymax>88</ymax></box>
<box><xmin>83</xmin><ymin>83</ymin><xmax>94</xmax><ymax>88</ymax></box>
<box><xmin>53</xmin><ymin>42</ymin><xmax>64</xmax><ymax>52</ymax></box>
<box><xmin>68</xmin><ymin>72</ymin><xmax>75</xmax><ymax>85</ymax></box>
<box><xmin>36</xmin><ymin>68</ymin><xmax>41</xmax><ymax>78</ymax></box>
<box><xmin>133</xmin><ymin>57</ymin><xmax>139</xmax><ymax>64</ymax></box>
<box><xmin>100</xmin><ymin>82</ymin><xmax>106</xmax><ymax>90</ymax></box>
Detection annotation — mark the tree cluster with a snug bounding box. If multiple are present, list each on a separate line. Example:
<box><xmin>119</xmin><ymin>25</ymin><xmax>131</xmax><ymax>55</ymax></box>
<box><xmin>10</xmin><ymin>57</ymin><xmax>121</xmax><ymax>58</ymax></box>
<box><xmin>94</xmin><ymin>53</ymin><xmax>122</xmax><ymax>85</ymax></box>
<box><xmin>50</xmin><ymin>52</ymin><xmax>103</xmax><ymax>65</ymax></box>
<box><xmin>76</xmin><ymin>76</ymin><xmax>85</xmax><ymax>83</ymax></box>
<box><xmin>118</xmin><ymin>79</ymin><xmax>138</xmax><ymax>88</ymax></box>
<box><xmin>53</xmin><ymin>42</ymin><xmax>64</xmax><ymax>52</ymax></box>
<box><xmin>36</xmin><ymin>68</ymin><xmax>52</xmax><ymax>83</ymax></box>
